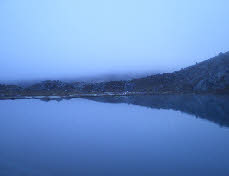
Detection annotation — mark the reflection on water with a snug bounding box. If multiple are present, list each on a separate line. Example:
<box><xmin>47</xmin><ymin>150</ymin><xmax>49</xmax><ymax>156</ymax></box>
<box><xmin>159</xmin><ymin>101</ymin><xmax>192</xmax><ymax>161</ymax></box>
<box><xmin>88</xmin><ymin>94</ymin><xmax>229</xmax><ymax>127</ymax></box>
<box><xmin>0</xmin><ymin>95</ymin><xmax>229</xmax><ymax>176</ymax></box>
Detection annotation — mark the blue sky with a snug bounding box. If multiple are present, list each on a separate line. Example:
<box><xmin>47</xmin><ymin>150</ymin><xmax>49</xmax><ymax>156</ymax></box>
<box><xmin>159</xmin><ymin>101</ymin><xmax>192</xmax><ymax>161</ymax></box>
<box><xmin>0</xmin><ymin>0</ymin><xmax>229</xmax><ymax>81</ymax></box>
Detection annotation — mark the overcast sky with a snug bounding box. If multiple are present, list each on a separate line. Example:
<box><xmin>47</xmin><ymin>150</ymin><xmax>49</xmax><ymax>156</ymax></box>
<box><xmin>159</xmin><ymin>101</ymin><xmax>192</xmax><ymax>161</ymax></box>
<box><xmin>0</xmin><ymin>0</ymin><xmax>229</xmax><ymax>81</ymax></box>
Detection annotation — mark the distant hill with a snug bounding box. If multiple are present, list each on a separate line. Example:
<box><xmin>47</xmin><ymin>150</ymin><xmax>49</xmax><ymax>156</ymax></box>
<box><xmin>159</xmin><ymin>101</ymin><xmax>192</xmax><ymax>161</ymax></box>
<box><xmin>1</xmin><ymin>51</ymin><xmax>229</xmax><ymax>96</ymax></box>
<box><xmin>131</xmin><ymin>51</ymin><xmax>229</xmax><ymax>93</ymax></box>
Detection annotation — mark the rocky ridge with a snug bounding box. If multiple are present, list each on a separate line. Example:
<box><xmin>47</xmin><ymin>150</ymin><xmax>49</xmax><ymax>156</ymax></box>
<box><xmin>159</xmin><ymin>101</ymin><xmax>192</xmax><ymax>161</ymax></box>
<box><xmin>1</xmin><ymin>52</ymin><xmax>229</xmax><ymax>97</ymax></box>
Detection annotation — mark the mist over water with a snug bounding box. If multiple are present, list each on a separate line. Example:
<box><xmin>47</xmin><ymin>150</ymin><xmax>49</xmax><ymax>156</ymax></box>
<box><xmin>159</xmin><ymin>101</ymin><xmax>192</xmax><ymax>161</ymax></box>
<box><xmin>0</xmin><ymin>0</ymin><xmax>229</xmax><ymax>82</ymax></box>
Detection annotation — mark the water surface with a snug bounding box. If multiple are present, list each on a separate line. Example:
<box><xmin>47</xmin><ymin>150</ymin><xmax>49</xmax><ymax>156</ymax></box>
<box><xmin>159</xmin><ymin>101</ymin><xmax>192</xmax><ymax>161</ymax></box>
<box><xmin>0</xmin><ymin>95</ymin><xmax>229</xmax><ymax>176</ymax></box>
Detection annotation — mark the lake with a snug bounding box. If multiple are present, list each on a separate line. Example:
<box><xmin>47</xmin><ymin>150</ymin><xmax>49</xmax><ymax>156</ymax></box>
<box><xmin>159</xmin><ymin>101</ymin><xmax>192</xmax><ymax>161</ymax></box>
<box><xmin>0</xmin><ymin>95</ymin><xmax>229</xmax><ymax>176</ymax></box>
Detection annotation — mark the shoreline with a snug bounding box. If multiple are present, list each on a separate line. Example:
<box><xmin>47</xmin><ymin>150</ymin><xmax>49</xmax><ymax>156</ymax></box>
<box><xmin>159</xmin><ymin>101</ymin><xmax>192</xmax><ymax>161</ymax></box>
<box><xmin>0</xmin><ymin>92</ymin><xmax>146</xmax><ymax>100</ymax></box>
<box><xmin>0</xmin><ymin>91</ymin><xmax>226</xmax><ymax>100</ymax></box>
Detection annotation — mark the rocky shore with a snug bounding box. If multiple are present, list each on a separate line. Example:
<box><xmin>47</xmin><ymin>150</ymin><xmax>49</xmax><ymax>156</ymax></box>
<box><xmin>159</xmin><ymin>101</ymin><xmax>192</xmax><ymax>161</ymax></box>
<box><xmin>0</xmin><ymin>92</ymin><xmax>147</xmax><ymax>100</ymax></box>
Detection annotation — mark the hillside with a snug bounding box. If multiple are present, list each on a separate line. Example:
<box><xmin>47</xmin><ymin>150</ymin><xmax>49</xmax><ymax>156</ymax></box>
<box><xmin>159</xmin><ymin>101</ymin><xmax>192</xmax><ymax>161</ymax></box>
<box><xmin>131</xmin><ymin>51</ymin><xmax>229</xmax><ymax>93</ymax></box>
<box><xmin>0</xmin><ymin>52</ymin><xmax>229</xmax><ymax>97</ymax></box>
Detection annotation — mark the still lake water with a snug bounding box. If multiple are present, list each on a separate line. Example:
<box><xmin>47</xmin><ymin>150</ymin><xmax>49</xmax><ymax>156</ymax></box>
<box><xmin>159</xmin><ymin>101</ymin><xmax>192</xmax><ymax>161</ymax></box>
<box><xmin>0</xmin><ymin>95</ymin><xmax>229</xmax><ymax>176</ymax></box>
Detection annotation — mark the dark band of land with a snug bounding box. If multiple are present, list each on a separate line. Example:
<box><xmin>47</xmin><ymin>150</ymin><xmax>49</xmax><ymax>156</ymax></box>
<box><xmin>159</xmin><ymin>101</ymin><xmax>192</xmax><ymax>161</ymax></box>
<box><xmin>1</xmin><ymin>51</ymin><xmax>229</xmax><ymax>99</ymax></box>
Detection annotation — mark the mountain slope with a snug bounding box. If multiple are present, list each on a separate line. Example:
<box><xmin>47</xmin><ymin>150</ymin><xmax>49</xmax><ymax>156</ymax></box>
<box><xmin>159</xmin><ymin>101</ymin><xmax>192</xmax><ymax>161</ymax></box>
<box><xmin>131</xmin><ymin>52</ymin><xmax>229</xmax><ymax>93</ymax></box>
<box><xmin>1</xmin><ymin>52</ymin><xmax>229</xmax><ymax>96</ymax></box>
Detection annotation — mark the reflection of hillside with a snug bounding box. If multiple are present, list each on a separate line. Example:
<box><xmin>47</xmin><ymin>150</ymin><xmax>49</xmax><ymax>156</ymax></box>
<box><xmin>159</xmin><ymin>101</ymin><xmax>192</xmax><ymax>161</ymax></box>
<box><xmin>88</xmin><ymin>94</ymin><xmax>229</xmax><ymax>127</ymax></box>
